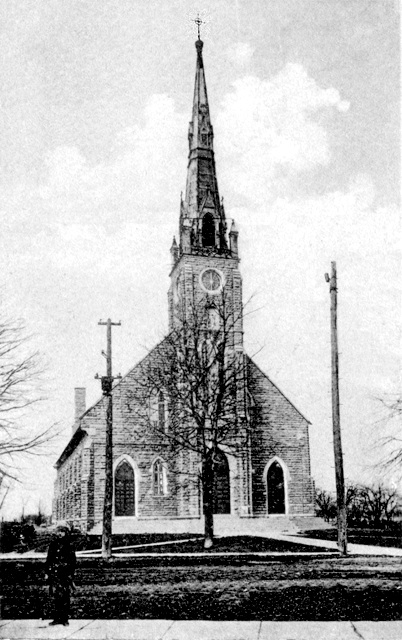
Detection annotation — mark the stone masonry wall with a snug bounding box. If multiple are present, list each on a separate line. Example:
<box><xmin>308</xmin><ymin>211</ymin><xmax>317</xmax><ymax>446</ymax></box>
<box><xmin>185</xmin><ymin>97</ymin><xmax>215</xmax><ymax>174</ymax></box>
<box><xmin>80</xmin><ymin>340</ymin><xmax>201</xmax><ymax>527</ymax></box>
<box><xmin>53</xmin><ymin>437</ymin><xmax>86</xmax><ymax>529</ymax></box>
<box><xmin>247</xmin><ymin>357</ymin><xmax>315</xmax><ymax>516</ymax></box>
<box><xmin>53</xmin><ymin>335</ymin><xmax>315</xmax><ymax>530</ymax></box>
<box><xmin>169</xmin><ymin>254</ymin><xmax>243</xmax><ymax>352</ymax></box>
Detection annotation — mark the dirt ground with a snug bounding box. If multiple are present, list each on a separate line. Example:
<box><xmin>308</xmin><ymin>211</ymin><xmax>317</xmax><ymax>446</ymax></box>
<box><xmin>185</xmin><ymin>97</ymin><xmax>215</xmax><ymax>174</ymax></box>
<box><xmin>1</xmin><ymin>555</ymin><xmax>402</xmax><ymax>620</ymax></box>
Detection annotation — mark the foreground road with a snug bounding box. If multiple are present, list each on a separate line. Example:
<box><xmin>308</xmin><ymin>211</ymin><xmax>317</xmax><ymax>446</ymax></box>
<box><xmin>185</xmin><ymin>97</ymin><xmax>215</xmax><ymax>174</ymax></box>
<box><xmin>2</xmin><ymin>556</ymin><xmax>402</xmax><ymax>620</ymax></box>
<box><xmin>1</xmin><ymin>619</ymin><xmax>402</xmax><ymax>640</ymax></box>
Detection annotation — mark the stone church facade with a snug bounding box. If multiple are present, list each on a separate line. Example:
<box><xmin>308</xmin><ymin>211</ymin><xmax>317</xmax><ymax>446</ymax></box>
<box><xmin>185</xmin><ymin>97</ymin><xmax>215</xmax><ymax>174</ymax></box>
<box><xmin>53</xmin><ymin>39</ymin><xmax>315</xmax><ymax>532</ymax></box>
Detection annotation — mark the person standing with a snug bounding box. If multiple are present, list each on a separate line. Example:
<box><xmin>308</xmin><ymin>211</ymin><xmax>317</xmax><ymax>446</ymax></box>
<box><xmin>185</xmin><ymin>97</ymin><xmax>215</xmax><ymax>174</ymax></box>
<box><xmin>44</xmin><ymin>522</ymin><xmax>76</xmax><ymax>626</ymax></box>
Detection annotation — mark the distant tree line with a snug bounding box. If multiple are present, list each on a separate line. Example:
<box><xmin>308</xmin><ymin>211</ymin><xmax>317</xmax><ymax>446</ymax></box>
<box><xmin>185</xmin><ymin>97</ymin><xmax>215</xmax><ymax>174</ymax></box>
<box><xmin>315</xmin><ymin>483</ymin><xmax>402</xmax><ymax>528</ymax></box>
<box><xmin>0</xmin><ymin>502</ymin><xmax>49</xmax><ymax>553</ymax></box>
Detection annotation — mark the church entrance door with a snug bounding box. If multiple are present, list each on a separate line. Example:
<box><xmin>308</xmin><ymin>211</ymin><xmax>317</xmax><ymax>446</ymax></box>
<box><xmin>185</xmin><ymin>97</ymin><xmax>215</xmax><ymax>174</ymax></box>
<box><xmin>115</xmin><ymin>461</ymin><xmax>135</xmax><ymax>516</ymax></box>
<box><xmin>267</xmin><ymin>461</ymin><xmax>285</xmax><ymax>514</ymax></box>
<box><xmin>212</xmin><ymin>449</ymin><xmax>230</xmax><ymax>514</ymax></box>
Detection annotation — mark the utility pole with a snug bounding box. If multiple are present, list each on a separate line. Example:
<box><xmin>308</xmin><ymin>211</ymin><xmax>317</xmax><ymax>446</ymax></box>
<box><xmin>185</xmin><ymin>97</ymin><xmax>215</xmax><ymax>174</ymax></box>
<box><xmin>96</xmin><ymin>318</ymin><xmax>121</xmax><ymax>560</ymax></box>
<box><xmin>325</xmin><ymin>262</ymin><xmax>347</xmax><ymax>556</ymax></box>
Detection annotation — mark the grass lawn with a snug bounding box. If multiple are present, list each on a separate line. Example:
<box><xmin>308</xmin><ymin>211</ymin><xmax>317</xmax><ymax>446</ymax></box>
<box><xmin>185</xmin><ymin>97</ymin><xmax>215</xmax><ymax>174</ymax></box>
<box><xmin>30</xmin><ymin>533</ymin><xmax>331</xmax><ymax>554</ymax></box>
<box><xmin>31</xmin><ymin>532</ymin><xmax>201</xmax><ymax>553</ymax></box>
<box><xmin>300</xmin><ymin>528</ymin><xmax>402</xmax><ymax>548</ymax></box>
<box><xmin>96</xmin><ymin>535</ymin><xmax>332</xmax><ymax>554</ymax></box>
<box><xmin>1</xmin><ymin>556</ymin><xmax>402</xmax><ymax>620</ymax></box>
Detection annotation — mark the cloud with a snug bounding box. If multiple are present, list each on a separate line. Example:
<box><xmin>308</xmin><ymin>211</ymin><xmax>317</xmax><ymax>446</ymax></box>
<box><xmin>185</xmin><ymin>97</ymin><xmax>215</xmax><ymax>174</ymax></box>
<box><xmin>32</xmin><ymin>94</ymin><xmax>188</xmax><ymax>229</ymax></box>
<box><xmin>236</xmin><ymin>173</ymin><xmax>400</xmax><ymax>489</ymax></box>
<box><xmin>227</xmin><ymin>42</ymin><xmax>255</xmax><ymax>67</ymax></box>
<box><xmin>215</xmin><ymin>63</ymin><xmax>350</xmax><ymax>205</ymax></box>
<box><xmin>2</xmin><ymin>63</ymin><xmax>350</xmax><ymax>236</ymax></box>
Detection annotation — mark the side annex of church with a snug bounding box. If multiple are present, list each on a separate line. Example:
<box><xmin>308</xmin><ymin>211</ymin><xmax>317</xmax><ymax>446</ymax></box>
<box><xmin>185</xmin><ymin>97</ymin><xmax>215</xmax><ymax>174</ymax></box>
<box><xmin>53</xmin><ymin>39</ymin><xmax>315</xmax><ymax>532</ymax></box>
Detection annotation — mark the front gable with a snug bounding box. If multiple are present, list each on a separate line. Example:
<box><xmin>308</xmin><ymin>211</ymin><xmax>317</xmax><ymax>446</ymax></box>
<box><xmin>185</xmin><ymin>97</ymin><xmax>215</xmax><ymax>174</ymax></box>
<box><xmin>246</xmin><ymin>355</ymin><xmax>310</xmax><ymax>427</ymax></box>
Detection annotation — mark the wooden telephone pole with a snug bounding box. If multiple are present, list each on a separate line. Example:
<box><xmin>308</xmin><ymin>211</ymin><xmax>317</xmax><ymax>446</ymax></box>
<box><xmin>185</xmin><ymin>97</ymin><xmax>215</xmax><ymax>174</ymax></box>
<box><xmin>96</xmin><ymin>318</ymin><xmax>121</xmax><ymax>560</ymax></box>
<box><xmin>325</xmin><ymin>262</ymin><xmax>347</xmax><ymax>556</ymax></box>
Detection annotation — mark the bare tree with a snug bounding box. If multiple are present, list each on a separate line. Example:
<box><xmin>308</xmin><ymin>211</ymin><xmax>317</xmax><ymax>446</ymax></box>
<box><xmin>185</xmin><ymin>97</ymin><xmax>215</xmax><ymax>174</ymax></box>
<box><xmin>315</xmin><ymin>488</ymin><xmax>336</xmax><ymax>522</ymax></box>
<box><xmin>128</xmin><ymin>294</ymin><xmax>253</xmax><ymax>548</ymax></box>
<box><xmin>0</xmin><ymin>315</ymin><xmax>59</xmax><ymax>486</ymax></box>
<box><xmin>374</xmin><ymin>396</ymin><xmax>402</xmax><ymax>478</ymax></box>
<box><xmin>358</xmin><ymin>483</ymin><xmax>401</xmax><ymax>528</ymax></box>
<box><xmin>345</xmin><ymin>482</ymin><xmax>365</xmax><ymax>526</ymax></box>
<box><xmin>316</xmin><ymin>482</ymin><xmax>402</xmax><ymax>528</ymax></box>
<box><xmin>344</xmin><ymin>481</ymin><xmax>401</xmax><ymax>528</ymax></box>
<box><xmin>0</xmin><ymin>473</ymin><xmax>12</xmax><ymax>513</ymax></box>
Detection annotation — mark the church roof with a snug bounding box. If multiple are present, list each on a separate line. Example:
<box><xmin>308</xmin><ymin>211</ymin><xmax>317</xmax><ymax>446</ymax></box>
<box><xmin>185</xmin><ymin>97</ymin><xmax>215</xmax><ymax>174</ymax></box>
<box><xmin>53</xmin><ymin>337</ymin><xmax>170</xmax><ymax>468</ymax></box>
<box><xmin>54</xmin><ymin>425</ymin><xmax>87</xmax><ymax>469</ymax></box>
<box><xmin>55</xmin><ymin>340</ymin><xmax>311</xmax><ymax>471</ymax></box>
<box><xmin>246</xmin><ymin>355</ymin><xmax>311</xmax><ymax>425</ymax></box>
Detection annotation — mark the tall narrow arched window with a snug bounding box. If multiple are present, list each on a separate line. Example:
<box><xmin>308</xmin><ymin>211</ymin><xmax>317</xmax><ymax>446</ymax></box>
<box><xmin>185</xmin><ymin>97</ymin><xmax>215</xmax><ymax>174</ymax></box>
<box><xmin>202</xmin><ymin>213</ymin><xmax>215</xmax><ymax>247</ymax></box>
<box><xmin>158</xmin><ymin>391</ymin><xmax>166</xmax><ymax>431</ymax></box>
<box><xmin>115</xmin><ymin>460</ymin><xmax>135</xmax><ymax>516</ymax></box>
<box><xmin>153</xmin><ymin>459</ymin><xmax>167</xmax><ymax>496</ymax></box>
<box><xmin>201</xmin><ymin>339</ymin><xmax>209</xmax><ymax>366</ymax></box>
<box><xmin>209</xmin><ymin>449</ymin><xmax>230</xmax><ymax>514</ymax></box>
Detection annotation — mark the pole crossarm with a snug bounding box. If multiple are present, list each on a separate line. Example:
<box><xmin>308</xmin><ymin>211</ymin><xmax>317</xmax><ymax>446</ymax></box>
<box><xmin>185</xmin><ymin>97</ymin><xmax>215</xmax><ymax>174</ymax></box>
<box><xmin>98</xmin><ymin>320</ymin><xmax>122</xmax><ymax>326</ymax></box>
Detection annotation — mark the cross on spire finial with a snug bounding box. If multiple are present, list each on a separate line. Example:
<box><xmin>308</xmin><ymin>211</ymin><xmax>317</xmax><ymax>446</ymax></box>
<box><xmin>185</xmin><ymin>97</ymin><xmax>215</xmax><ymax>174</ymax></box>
<box><xmin>193</xmin><ymin>13</ymin><xmax>205</xmax><ymax>40</ymax></box>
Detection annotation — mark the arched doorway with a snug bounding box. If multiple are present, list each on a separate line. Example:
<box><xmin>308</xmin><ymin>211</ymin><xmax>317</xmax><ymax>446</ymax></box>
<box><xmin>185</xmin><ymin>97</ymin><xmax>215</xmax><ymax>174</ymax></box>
<box><xmin>212</xmin><ymin>449</ymin><xmax>230</xmax><ymax>514</ymax></box>
<box><xmin>267</xmin><ymin>461</ymin><xmax>286</xmax><ymax>514</ymax></box>
<box><xmin>114</xmin><ymin>460</ymin><xmax>135</xmax><ymax>516</ymax></box>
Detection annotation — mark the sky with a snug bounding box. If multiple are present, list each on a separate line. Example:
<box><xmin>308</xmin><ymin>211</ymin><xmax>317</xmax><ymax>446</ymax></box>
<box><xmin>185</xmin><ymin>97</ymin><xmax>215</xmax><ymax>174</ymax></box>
<box><xmin>0</xmin><ymin>0</ymin><xmax>400</xmax><ymax>519</ymax></box>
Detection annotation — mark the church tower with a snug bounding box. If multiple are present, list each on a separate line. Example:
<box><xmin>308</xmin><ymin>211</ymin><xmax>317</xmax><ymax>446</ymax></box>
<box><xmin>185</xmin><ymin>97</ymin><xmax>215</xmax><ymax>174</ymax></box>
<box><xmin>168</xmin><ymin>37</ymin><xmax>242</xmax><ymax>350</ymax></box>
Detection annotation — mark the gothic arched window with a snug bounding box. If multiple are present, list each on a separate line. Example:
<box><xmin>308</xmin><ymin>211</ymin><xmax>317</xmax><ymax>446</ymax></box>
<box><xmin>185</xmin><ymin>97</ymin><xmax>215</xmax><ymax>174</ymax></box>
<box><xmin>201</xmin><ymin>339</ymin><xmax>209</xmax><ymax>365</ymax></box>
<box><xmin>153</xmin><ymin>459</ymin><xmax>167</xmax><ymax>496</ymax></box>
<box><xmin>149</xmin><ymin>390</ymin><xmax>168</xmax><ymax>432</ymax></box>
<box><xmin>202</xmin><ymin>213</ymin><xmax>215</xmax><ymax>247</ymax></box>
<box><xmin>158</xmin><ymin>391</ymin><xmax>167</xmax><ymax>431</ymax></box>
<box><xmin>208</xmin><ymin>448</ymin><xmax>230</xmax><ymax>514</ymax></box>
<box><xmin>115</xmin><ymin>460</ymin><xmax>135</xmax><ymax>516</ymax></box>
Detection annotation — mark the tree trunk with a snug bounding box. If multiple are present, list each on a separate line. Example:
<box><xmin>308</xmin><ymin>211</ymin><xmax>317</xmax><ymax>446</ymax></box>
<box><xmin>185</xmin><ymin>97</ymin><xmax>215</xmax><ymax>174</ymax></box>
<box><xmin>202</xmin><ymin>457</ymin><xmax>214</xmax><ymax>549</ymax></box>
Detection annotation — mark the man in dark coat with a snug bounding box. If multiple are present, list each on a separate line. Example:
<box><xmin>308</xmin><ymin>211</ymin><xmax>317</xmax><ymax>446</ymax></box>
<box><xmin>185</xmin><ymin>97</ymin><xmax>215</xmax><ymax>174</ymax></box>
<box><xmin>44</xmin><ymin>522</ymin><xmax>76</xmax><ymax>626</ymax></box>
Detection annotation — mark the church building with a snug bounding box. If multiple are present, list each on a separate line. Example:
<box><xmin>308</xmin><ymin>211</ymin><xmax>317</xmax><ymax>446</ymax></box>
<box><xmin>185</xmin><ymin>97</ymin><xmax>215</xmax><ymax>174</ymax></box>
<box><xmin>53</xmin><ymin>38</ymin><xmax>315</xmax><ymax>532</ymax></box>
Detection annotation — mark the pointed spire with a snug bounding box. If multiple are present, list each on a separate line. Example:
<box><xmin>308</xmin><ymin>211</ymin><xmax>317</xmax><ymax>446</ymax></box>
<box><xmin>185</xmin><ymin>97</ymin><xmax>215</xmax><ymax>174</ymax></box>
<box><xmin>170</xmin><ymin>236</ymin><xmax>179</xmax><ymax>265</ymax></box>
<box><xmin>188</xmin><ymin>39</ymin><xmax>212</xmax><ymax>154</ymax></box>
<box><xmin>180</xmin><ymin>40</ymin><xmax>231</xmax><ymax>255</ymax></box>
<box><xmin>229</xmin><ymin>219</ymin><xmax>239</xmax><ymax>257</ymax></box>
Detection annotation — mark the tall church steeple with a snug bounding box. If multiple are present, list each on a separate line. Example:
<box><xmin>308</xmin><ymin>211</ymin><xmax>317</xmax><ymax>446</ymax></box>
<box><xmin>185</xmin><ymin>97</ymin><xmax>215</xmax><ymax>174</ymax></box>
<box><xmin>178</xmin><ymin>39</ymin><xmax>230</xmax><ymax>257</ymax></box>
<box><xmin>168</xmin><ymin>38</ymin><xmax>242</xmax><ymax>334</ymax></box>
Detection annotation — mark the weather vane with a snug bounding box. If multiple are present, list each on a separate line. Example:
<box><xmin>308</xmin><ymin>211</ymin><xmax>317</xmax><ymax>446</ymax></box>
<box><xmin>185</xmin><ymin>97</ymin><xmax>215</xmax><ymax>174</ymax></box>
<box><xmin>192</xmin><ymin>13</ymin><xmax>205</xmax><ymax>40</ymax></box>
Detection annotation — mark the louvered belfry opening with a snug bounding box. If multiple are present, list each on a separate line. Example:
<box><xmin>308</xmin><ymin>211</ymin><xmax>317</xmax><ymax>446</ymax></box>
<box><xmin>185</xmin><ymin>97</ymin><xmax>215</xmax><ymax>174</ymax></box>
<box><xmin>202</xmin><ymin>213</ymin><xmax>215</xmax><ymax>247</ymax></box>
<box><xmin>114</xmin><ymin>461</ymin><xmax>135</xmax><ymax>516</ymax></box>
